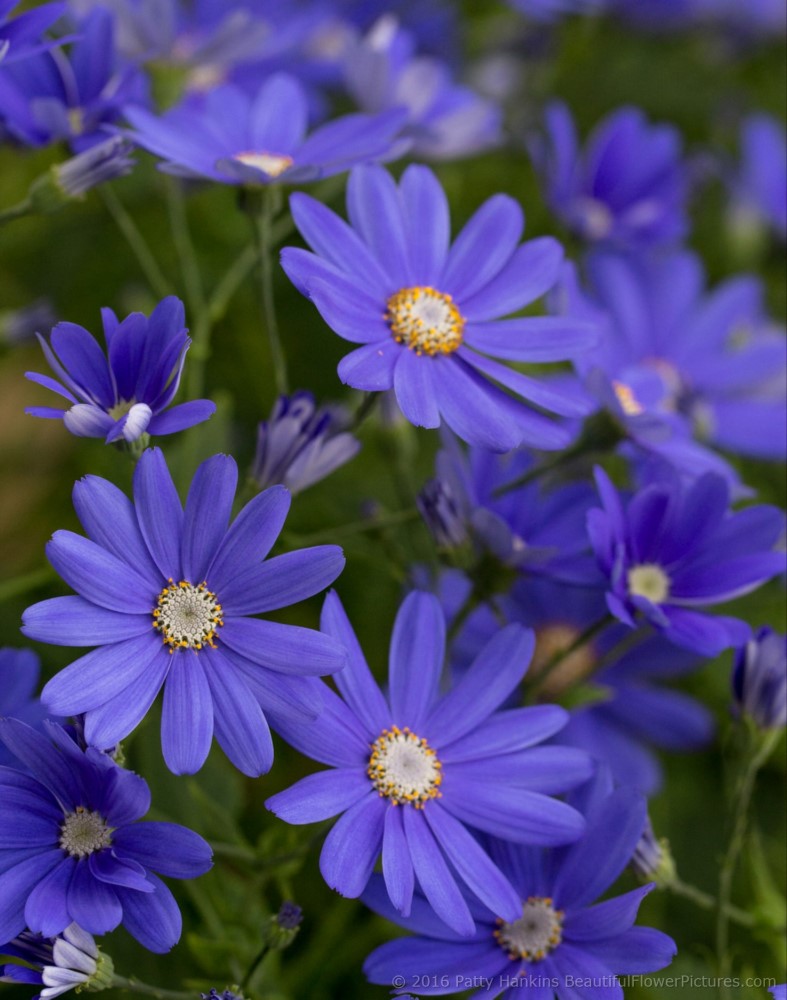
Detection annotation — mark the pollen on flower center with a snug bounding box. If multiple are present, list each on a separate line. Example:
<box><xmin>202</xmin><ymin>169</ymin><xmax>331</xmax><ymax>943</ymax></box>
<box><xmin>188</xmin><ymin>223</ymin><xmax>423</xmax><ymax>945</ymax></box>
<box><xmin>613</xmin><ymin>380</ymin><xmax>644</xmax><ymax>416</ymax></box>
<box><xmin>368</xmin><ymin>726</ymin><xmax>442</xmax><ymax>807</ymax></box>
<box><xmin>59</xmin><ymin>806</ymin><xmax>112</xmax><ymax>858</ymax></box>
<box><xmin>628</xmin><ymin>563</ymin><xmax>671</xmax><ymax>604</ymax></box>
<box><xmin>494</xmin><ymin>897</ymin><xmax>564</xmax><ymax>962</ymax></box>
<box><xmin>234</xmin><ymin>151</ymin><xmax>294</xmax><ymax>177</ymax></box>
<box><xmin>385</xmin><ymin>286</ymin><xmax>465</xmax><ymax>356</ymax></box>
<box><xmin>153</xmin><ymin>579</ymin><xmax>224</xmax><ymax>652</ymax></box>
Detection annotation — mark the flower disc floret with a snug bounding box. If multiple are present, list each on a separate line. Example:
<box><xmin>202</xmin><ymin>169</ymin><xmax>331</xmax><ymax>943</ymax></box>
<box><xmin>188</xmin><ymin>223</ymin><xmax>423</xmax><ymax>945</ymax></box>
<box><xmin>368</xmin><ymin>726</ymin><xmax>442</xmax><ymax>807</ymax></box>
<box><xmin>627</xmin><ymin>564</ymin><xmax>670</xmax><ymax>604</ymax></box>
<box><xmin>234</xmin><ymin>151</ymin><xmax>294</xmax><ymax>178</ymax></box>
<box><xmin>385</xmin><ymin>286</ymin><xmax>464</xmax><ymax>356</ymax></box>
<box><xmin>153</xmin><ymin>580</ymin><xmax>223</xmax><ymax>652</ymax></box>
<box><xmin>59</xmin><ymin>807</ymin><xmax>112</xmax><ymax>858</ymax></box>
<box><xmin>494</xmin><ymin>897</ymin><xmax>564</xmax><ymax>962</ymax></box>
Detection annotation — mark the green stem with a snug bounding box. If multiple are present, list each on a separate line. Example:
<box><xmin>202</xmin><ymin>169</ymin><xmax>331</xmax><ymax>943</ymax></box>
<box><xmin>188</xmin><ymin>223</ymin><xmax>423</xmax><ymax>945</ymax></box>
<box><xmin>0</xmin><ymin>566</ymin><xmax>56</xmax><ymax>603</ymax></box>
<box><xmin>526</xmin><ymin>614</ymin><xmax>613</xmax><ymax>699</ymax></box>
<box><xmin>668</xmin><ymin>877</ymin><xmax>754</xmax><ymax>927</ymax></box>
<box><xmin>0</xmin><ymin>197</ymin><xmax>33</xmax><ymax>225</ymax></box>
<box><xmin>287</xmin><ymin>507</ymin><xmax>419</xmax><ymax>546</ymax></box>
<box><xmin>112</xmin><ymin>975</ymin><xmax>194</xmax><ymax>1000</ymax></box>
<box><xmin>253</xmin><ymin>188</ymin><xmax>288</xmax><ymax>395</ymax></box>
<box><xmin>716</xmin><ymin>727</ymin><xmax>782</xmax><ymax>995</ymax></box>
<box><xmin>349</xmin><ymin>391</ymin><xmax>380</xmax><ymax>432</ymax></box>
<box><xmin>208</xmin><ymin>243</ymin><xmax>258</xmax><ymax>322</ymax></box>
<box><xmin>100</xmin><ymin>186</ymin><xmax>170</xmax><ymax>298</ymax></box>
<box><xmin>239</xmin><ymin>943</ymin><xmax>270</xmax><ymax>991</ymax></box>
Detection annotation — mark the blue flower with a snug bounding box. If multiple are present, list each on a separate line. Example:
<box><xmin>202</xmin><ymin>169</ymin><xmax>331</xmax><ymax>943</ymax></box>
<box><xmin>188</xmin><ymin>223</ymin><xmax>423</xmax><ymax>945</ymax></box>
<box><xmin>266</xmin><ymin>590</ymin><xmax>591</xmax><ymax>936</ymax></box>
<box><xmin>0</xmin><ymin>719</ymin><xmax>212</xmax><ymax>952</ymax></box>
<box><xmin>730</xmin><ymin>113</ymin><xmax>787</xmax><ymax>243</ymax></box>
<box><xmin>252</xmin><ymin>391</ymin><xmax>360</xmax><ymax>494</ymax></box>
<box><xmin>588</xmin><ymin>467</ymin><xmax>786</xmax><ymax>656</ymax></box>
<box><xmin>531</xmin><ymin>102</ymin><xmax>688</xmax><ymax>248</ymax></box>
<box><xmin>557</xmin><ymin>249</ymin><xmax>787</xmax><ymax>468</ymax></box>
<box><xmin>1</xmin><ymin>923</ymin><xmax>109</xmax><ymax>1000</ymax></box>
<box><xmin>363</xmin><ymin>769</ymin><xmax>676</xmax><ymax>998</ymax></box>
<box><xmin>124</xmin><ymin>73</ymin><xmax>406</xmax><ymax>185</ymax></box>
<box><xmin>281</xmin><ymin>163</ymin><xmax>597</xmax><ymax>451</ymax></box>
<box><xmin>732</xmin><ymin>627</ymin><xmax>786</xmax><ymax>730</ymax></box>
<box><xmin>0</xmin><ymin>1</ymin><xmax>65</xmax><ymax>65</ymax></box>
<box><xmin>52</xmin><ymin>135</ymin><xmax>135</xmax><ymax>197</ymax></box>
<box><xmin>0</xmin><ymin>8</ymin><xmax>148</xmax><ymax>151</ymax></box>
<box><xmin>26</xmin><ymin>297</ymin><xmax>216</xmax><ymax>444</ymax></box>
<box><xmin>23</xmin><ymin>448</ymin><xmax>346</xmax><ymax>776</ymax></box>
<box><xmin>770</xmin><ymin>986</ymin><xmax>787</xmax><ymax>1000</ymax></box>
<box><xmin>505</xmin><ymin>0</ymin><xmax>605</xmax><ymax>21</ymax></box>
<box><xmin>342</xmin><ymin>16</ymin><xmax>502</xmax><ymax>160</ymax></box>
<box><xmin>0</xmin><ymin>647</ymin><xmax>50</xmax><ymax>768</ymax></box>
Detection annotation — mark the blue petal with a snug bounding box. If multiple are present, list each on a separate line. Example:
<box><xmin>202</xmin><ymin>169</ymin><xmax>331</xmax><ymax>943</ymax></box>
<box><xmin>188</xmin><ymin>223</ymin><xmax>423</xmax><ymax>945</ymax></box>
<box><xmin>207</xmin><ymin>484</ymin><xmax>290</xmax><ymax>589</ymax></box>
<box><xmin>565</xmin><ymin>885</ymin><xmax>653</xmax><ymax>941</ymax></box>
<box><xmin>24</xmin><ymin>856</ymin><xmax>73</xmax><ymax>937</ymax></box>
<box><xmin>46</xmin><ymin>530</ymin><xmax>153</xmax><ymax>613</ymax></box>
<box><xmin>585</xmin><ymin>926</ymin><xmax>677</xmax><ymax>974</ymax></box>
<box><xmin>461</xmin><ymin>238</ymin><xmax>564</xmax><ymax>321</ymax></box>
<box><xmin>464</xmin><ymin>316</ymin><xmax>597</xmax><ymax>362</ymax></box>
<box><xmin>306</xmin><ymin>275</ymin><xmax>391</xmax><ymax>345</ymax></box>
<box><xmin>22</xmin><ymin>596</ymin><xmax>151</xmax><ymax>646</ymax></box>
<box><xmin>83</xmin><ymin>646</ymin><xmax>171</xmax><ymax>749</ymax></box>
<box><xmin>319</xmin><ymin>792</ymin><xmax>386</xmax><ymax>897</ymax></box>
<box><xmin>266</xmin><ymin>770</ymin><xmax>371</xmax><ymax>823</ymax></box>
<box><xmin>400</xmin><ymin>164</ymin><xmax>450</xmax><ymax>286</ymax></box>
<box><xmin>337</xmin><ymin>340</ymin><xmax>399</xmax><ymax>390</ymax></box>
<box><xmin>219</xmin><ymin>546</ymin><xmax>344</xmax><ymax>616</ymax></box>
<box><xmin>382</xmin><ymin>804</ymin><xmax>415</xmax><ymax>917</ymax></box>
<box><xmin>132</xmin><ymin>448</ymin><xmax>183</xmax><ymax>580</ymax></box>
<box><xmin>388</xmin><ymin>591</ymin><xmax>445</xmax><ymax>731</ymax></box>
<box><xmin>66</xmin><ymin>857</ymin><xmax>122</xmax><ymax>935</ymax></box>
<box><xmin>146</xmin><ymin>399</ymin><xmax>216</xmax><ymax>436</ymax></box>
<box><xmin>115</xmin><ymin>872</ymin><xmax>182</xmax><ymax>954</ymax></box>
<box><xmin>431</xmin><ymin>356</ymin><xmax>523</xmax><ymax>452</ymax></box>
<box><xmin>0</xmin><ymin>719</ymin><xmax>79</xmax><ymax>810</ymax></box>
<box><xmin>0</xmin><ymin>850</ymin><xmax>63</xmax><ymax>943</ymax></box>
<box><xmin>364</xmin><ymin>938</ymin><xmax>506</xmax><ymax>995</ymax></box>
<box><xmin>49</xmin><ymin>322</ymin><xmax>114</xmax><ymax>408</ymax></box>
<box><xmin>442</xmin><ymin>706</ymin><xmax>568</xmax><ymax>763</ymax></box>
<box><xmin>393</xmin><ymin>350</ymin><xmax>441</xmax><ymax>428</ymax></box>
<box><xmin>441</xmin><ymin>194</ymin><xmax>523</xmax><ymax>302</ymax></box>
<box><xmin>62</xmin><ymin>403</ymin><xmax>114</xmax><ymax>438</ymax></box>
<box><xmin>161</xmin><ymin>651</ymin><xmax>213</xmax><ymax>775</ymax></box>
<box><xmin>249</xmin><ymin>73</ymin><xmax>308</xmax><ymax>152</ymax></box>
<box><xmin>180</xmin><ymin>454</ymin><xmax>238</xmax><ymax>583</ymax></box>
<box><xmin>346</xmin><ymin>164</ymin><xmax>411</xmax><ymax>286</ymax></box>
<box><xmin>202</xmin><ymin>652</ymin><xmax>273</xmax><ymax>776</ymax></box>
<box><xmin>111</xmin><ymin>822</ymin><xmax>212</xmax><ymax>879</ymax></box>
<box><xmin>88</xmin><ymin>851</ymin><xmax>154</xmax><ymax>893</ymax></box>
<box><xmin>220</xmin><ymin>617</ymin><xmax>346</xmax><ymax>675</ymax></box>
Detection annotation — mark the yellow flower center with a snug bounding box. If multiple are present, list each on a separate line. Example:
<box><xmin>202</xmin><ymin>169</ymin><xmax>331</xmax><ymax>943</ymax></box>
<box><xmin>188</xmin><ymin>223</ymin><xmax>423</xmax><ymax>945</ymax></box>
<box><xmin>627</xmin><ymin>563</ymin><xmax>670</xmax><ymax>605</ymax></box>
<box><xmin>368</xmin><ymin>726</ymin><xmax>442</xmax><ymax>807</ymax></box>
<box><xmin>495</xmin><ymin>897</ymin><xmax>564</xmax><ymax>962</ymax></box>
<box><xmin>234</xmin><ymin>151</ymin><xmax>294</xmax><ymax>177</ymax></box>
<box><xmin>153</xmin><ymin>579</ymin><xmax>223</xmax><ymax>652</ymax></box>
<box><xmin>612</xmin><ymin>380</ymin><xmax>644</xmax><ymax>416</ymax></box>
<box><xmin>385</xmin><ymin>286</ymin><xmax>465</xmax><ymax>356</ymax></box>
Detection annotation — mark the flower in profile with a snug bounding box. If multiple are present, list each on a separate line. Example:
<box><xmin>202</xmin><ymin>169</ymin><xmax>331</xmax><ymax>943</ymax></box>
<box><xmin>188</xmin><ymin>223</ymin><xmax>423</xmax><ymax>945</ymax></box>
<box><xmin>281</xmin><ymin>163</ymin><xmax>596</xmax><ymax>451</ymax></box>
<box><xmin>588</xmin><ymin>467</ymin><xmax>786</xmax><ymax>655</ymax></box>
<box><xmin>0</xmin><ymin>647</ymin><xmax>50</xmax><ymax>767</ymax></box>
<box><xmin>342</xmin><ymin>15</ymin><xmax>502</xmax><ymax>160</ymax></box>
<box><xmin>363</xmin><ymin>769</ymin><xmax>676</xmax><ymax>996</ymax></box>
<box><xmin>0</xmin><ymin>1</ymin><xmax>65</xmax><ymax>65</ymax></box>
<box><xmin>531</xmin><ymin>102</ymin><xmax>688</xmax><ymax>248</ymax></box>
<box><xmin>26</xmin><ymin>297</ymin><xmax>216</xmax><ymax>444</ymax></box>
<box><xmin>266</xmin><ymin>590</ymin><xmax>591</xmax><ymax>935</ymax></box>
<box><xmin>732</xmin><ymin>627</ymin><xmax>786</xmax><ymax>730</ymax></box>
<box><xmin>729</xmin><ymin>113</ymin><xmax>787</xmax><ymax>243</ymax></box>
<box><xmin>556</xmin><ymin>249</ymin><xmax>787</xmax><ymax>470</ymax></box>
<box><xmin>52</xmin><ymin>135</ymin><xmax>135</xmax><ymax>198</ymax></box>
<box><xmin>0</xmin><ymin>298</ymin><xmax>56</xmax><ymax>346</ymax></box>
<box><xmin>23</xmin><ymin>448</ymin><xmax>346</xmax><ymax>776</ymax></box>
<box><xmin>0</xmin><ymin>8</ymin><xmax>148</xmax><ymax>151</ymax></box>
<box><xmin>251</xmin><ymin>391</ymin><xmax>360</xmax><ymax>494</ymax></box>
<box><xmin>0</xmin><ymin>719</ymin><xmax>212</xmax><ymax>951</ymax></box>
<box><xmin>1</xmin><ymin>923</ymin><xmax>112</xmax><ymax>999</ymax></box>
<box><xmin>124</xmin><ymin>73</ymin><xmax>406</xmax><ymax>185</ymax></box>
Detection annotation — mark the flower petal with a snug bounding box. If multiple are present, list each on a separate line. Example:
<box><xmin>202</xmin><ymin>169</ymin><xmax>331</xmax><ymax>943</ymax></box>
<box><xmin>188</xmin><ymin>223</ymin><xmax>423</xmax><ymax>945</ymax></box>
<box><xmin>160</xmin><ymin>651</ymin><xmax>213</xmax><ymax>775</ymax></box>
<box><xmin>266</xmin><ymin>769</ymin><xmax>371</xmax><ymax>824</ymax></box>
<box><xmin>181</xmin><ymin>454</ymin><xmax>238</xmax><ymax>583</ymax></box>
<box><xmin>319</xmin><ymin>792</ymin><xmax>386</xmax><ymax>897</ymax></box>
<box><xmin>132</xmin><ymin>448</ymin><xmax>183</xmax><ymax>580</ymax></box>
<box><xmin>389</xmin><ymin>591</ymin><xmax>445</xmax><ymax>731</ymax></box>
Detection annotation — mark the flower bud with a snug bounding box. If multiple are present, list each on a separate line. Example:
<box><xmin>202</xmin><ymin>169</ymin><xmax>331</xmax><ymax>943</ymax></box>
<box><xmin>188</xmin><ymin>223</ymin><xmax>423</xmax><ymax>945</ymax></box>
<box><xmin>732</xmin><ymin>627</ymin><xmax>787</xmax><ymax>731</ymax></box>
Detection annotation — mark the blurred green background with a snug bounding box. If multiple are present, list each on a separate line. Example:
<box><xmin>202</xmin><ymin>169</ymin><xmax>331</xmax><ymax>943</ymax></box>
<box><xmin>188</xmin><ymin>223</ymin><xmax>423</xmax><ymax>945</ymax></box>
<box><xmin>1</xmin><ymin>4</ymin><xmax>785</xmax><ymax>999</ymax></box>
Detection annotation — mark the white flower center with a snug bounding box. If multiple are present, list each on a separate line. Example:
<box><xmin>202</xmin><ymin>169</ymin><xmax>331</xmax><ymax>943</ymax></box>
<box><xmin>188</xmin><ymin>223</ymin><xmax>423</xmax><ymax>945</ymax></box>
<box><xmin>495</xmin><ymin>897</ymin><xmax>564</xmax><ymax>962</ymax></box>
<box><xmin>386</xmin><ymin>286</ymin><xmax>465</xmax><ymax>356</ymax></box>
<box><xmin>627</xmin><ymin>563</ymin><xmax>671</xmax><ymax>604</ymax></box>
<box><xmin>234</xmin><ymin>151</ymin><xmax>294</xmax><ymax>177</ymax></box>
<box><xmin>612</xmin><ymin>380</ymin><xmax>644</xmax><ymax>416</ymax></box>
<box><xmin>153</xmin><ymin>579</ymin><xmax>223</xmax><ymax>652</ymax></box>
<box><xmin>368</xmin><ymin>726</ymin><xmax>442</xmax><ymax>807</ymax></box>
<box><xmin>59</xmin><ymin>808</ymin><xmax>112</xmax><ymax>858</ymax></box>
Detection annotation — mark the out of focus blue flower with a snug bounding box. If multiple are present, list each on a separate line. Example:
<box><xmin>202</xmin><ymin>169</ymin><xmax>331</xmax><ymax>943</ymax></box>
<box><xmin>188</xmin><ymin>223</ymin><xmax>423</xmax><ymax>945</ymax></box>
<box><xmin>729</xmin><ymin>113</ymin><xmax>787</xmax><ymax>243</ymax></box>
<box><xmin>282</xmin><ymin>162</ymin><xmax>596</xmax><ymax>451</ymax></box>
<box><xmin>531</xmin><ymin>102</ymin><xmax>689</xmax><ymax>249</ymax></box>
<box><xmin>0</xmin><ymin>647</ymin><xmax>49</xmax><ymax>768</ymax></box>
<box><xmin>0</xmin><ymin>299</ymin><xmax>56</xmax><ymax>346</ymax></box>
<box><xmin>53</xmin><ymin>134</ymin><xmax>135</xmax><ymax>196</ymax></box>
<box><xmin>1</xmin><ymin>924</ymin><xmax>110</xmax><ymax>1000</ymax></box>
<box><xmin>124</xmin><ymin>73</ymin><xmax>406</xmax><ymax>185</ymax></box>
<box><xmin>769</xmin><ymin>985</ymin><xmax>787</xmax><ymax>1000</ymax></box>
<box><xmin>505</xmin><ymin>0</ymin><xmax>606</xmax><ymax>21</ymax></box>
<box><xmin>252</xmin><ymin>391</ymin><xmax>360</xmax><ymax>494</ymax></box>
<box><xmin>588</xmin><ymin>467</ymin><xmax>786</xmax><ymax>656</ymax></box>
<box><xmin>267</xmin><ymin>590</ymin><xmax>591</xmax><ymax>935</ymax></box>
<box><xmin>0</xmin><ymin>1</ymin><xmax>65</xmax><ymax>65</ymax></box>
<box><xmin>0</xmin><ymin>8</ymin><xmax>148</xmax><ymax>151</ymax></box>
<box><xmin>26</xmin><ymin>296</ymin><xmax>216</xmax><ymax>443</ymax></box>
<box><xmin>342</xmin><ymin>15</ymin><xmax>501</xmax><ymax>161</ymax></box>
<box><xmin>732</xmin><ymin>626</ymin><xmax>786</xmax><ymax>730</ymax></box>
<box><xmin>364</xmin><ymin>769</ymin><xmax>676</xmax><ymax>996</ymax></box>
<box><xmin>557</xmin><ymin>250</ymin><xmax>787</xmax><ymax>472</ymax></box>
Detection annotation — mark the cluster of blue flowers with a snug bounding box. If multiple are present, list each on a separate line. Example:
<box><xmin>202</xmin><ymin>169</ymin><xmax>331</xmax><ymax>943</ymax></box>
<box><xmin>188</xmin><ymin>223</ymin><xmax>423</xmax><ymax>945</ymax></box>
<box><xmin>1</xmin><ymin>1</ymin><xmax>785</xmax><ymax>999</ymax></box>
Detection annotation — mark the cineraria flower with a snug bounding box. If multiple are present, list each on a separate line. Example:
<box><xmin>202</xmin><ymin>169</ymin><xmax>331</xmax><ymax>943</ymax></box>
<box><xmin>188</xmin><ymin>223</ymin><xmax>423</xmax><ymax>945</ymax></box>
<box><xmin>0</xmin><ymin>647</ymin><xmax>50</xmax><ymax>767</ymax></box>
<box><xmin>0</xmin><ymin>299</ymin><xmax>56</xmax><ymax>347</ymax></box>
<box><xmin>770</xmin><ymin>986</ymin><xmax>787</xmax><ymax>1000</ymax></box>
<box><xmin>0</xmin><ymin>1</ymin><xmax>65</xmax><ymax>65</ymax></box>
<box><xmin>23</xmin><ymin>448</ymin><xmax>346</xmax><ymax>776</ymax></box>
<box><xmin>266</xmin><ymin>590</ymin><xmax>591</xmax><ymax>935</ymax></box>
<box><xmin>557</xmin><ymin>250</ymin><xmax>787</xmax><ymax>468</ymax></box>
<box><xmin>51</xmin><ymin>135</ymin><xmax>135</xmax><ymax>198</ymax></box>
<box><xmin>729</xmin><ymin>113</ymin><xmax>787</xmax><ymax>243</ymax></box>
<box><xmin>124</xmin><ymin>73</ymin><xmax>406</xmax><ymax>186</ymax></box>
<box><xmin>342</xmin><ymin>16</ymin><xmax>502</xmax><ymax>161</ymax></box>
<box><xmin>732</xmin><ymin>627</ymin><xmax>786</xmax><ymax>730</ymax></box>
<box><xmin>0</xmin><ymin>9</ymin><xmax>148</xmax><ymax>151</ymax></box>
<box><xmin>363</xmin><ymin>769</ymin><xmax>676</xmax><ymax>998</ymax></box>
<box><xmin>251</xmin><ymin>391</ymin><xmax>360</xmax><ymax>494</ymax></box>
<box><xmin>26</xmin><ymin>297</ymin><xmax>216</xmax><ymax>443</ymax></box>
<box><xmin>531</xmin><ymin>102</ymin><xmax>688</xmax><ymax>248</ymax></box>
<box><xmin>0</xmin><ymin>719</ymin><xmax>212</xmax><ymax>951</ymax></box>
<box><xmin>588</xmin><ymin>467</ymin><xmax>786</xmax><ymax>656</ymax></box>
<box><xmin>1</xmin><ymin>923</ymin><xmax>112</xmax><ymax>999</ymax></box>
<box><xmin>281</xmin><ymin>163</ymin><xmax>597</xmax><ymax>451</ymax></box>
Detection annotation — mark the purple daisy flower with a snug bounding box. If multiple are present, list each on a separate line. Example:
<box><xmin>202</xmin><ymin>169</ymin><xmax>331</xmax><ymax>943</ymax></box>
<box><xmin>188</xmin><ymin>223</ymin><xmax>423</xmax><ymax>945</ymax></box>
<box><xmin>23</xmin><ymin>448</ymin><xmax>347</xmax><ymax>776</ymax></box>
<box><xmin>25</xmin><ymin>297</ymin><xmax>216</xmax><ymax>444</ymax></box>
<box><xmin>123</xmin><ymin>73</ymin><xmax>406</xmax><ymax>185</ymax></box>
<box><xmin>363</xmin><ymin>769</ymin><xmax>676</xmax><ymax>998</ymax></box>
<box><xmin>1</xmin><ymin>924</ymin><xmax>109</xmax><ymax>1000</ymax></box>
<box><xmin>0</xmin><ymin>1</ymin><xmax>65</xmax><ymax>65</ymax></box>
<box><xmin>531</xmin><ymin>102</ymin><xmax>688</xmax><ymax>249</ymax></box>
<box><xmin>732</xmin><ymin>626</ymin><xmax>786</xmax><ymax>730</ymax></box>
<box><xmin>0</xmin><ymin>648</ymin><xmax>50</xmax><ymax>768</ymax></box>
<box><xmin>281</xmin><ymin>163</ymin><xmax>597</xmax><ymax>451</ymax></box>
<box><xmin>0</xmin><ymin>719</ymin><xmax>212</xmax><ymax>952</ymax></box>
<box><xmin>266</xmin><ymin>590</ymin><xmax>591</xmax><ymax>936</ymax></box>
<box><xmin>588</xmin><ymin>467</ymin><xmax>786</xmax><ymax>656</ymax></box>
